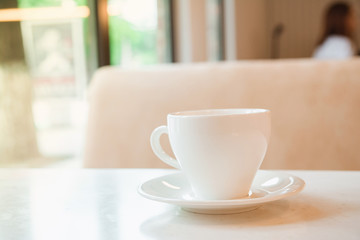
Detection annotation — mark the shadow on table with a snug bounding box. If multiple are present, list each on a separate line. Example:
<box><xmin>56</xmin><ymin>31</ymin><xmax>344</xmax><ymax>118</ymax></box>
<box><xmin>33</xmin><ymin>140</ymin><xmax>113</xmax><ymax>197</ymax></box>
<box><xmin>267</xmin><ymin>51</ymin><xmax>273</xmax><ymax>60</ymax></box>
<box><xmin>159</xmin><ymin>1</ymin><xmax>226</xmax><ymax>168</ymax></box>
<box><xmin>140</xmin><ymin>193</ymin><xmax>353</xmax><ymax>238</ymax></box>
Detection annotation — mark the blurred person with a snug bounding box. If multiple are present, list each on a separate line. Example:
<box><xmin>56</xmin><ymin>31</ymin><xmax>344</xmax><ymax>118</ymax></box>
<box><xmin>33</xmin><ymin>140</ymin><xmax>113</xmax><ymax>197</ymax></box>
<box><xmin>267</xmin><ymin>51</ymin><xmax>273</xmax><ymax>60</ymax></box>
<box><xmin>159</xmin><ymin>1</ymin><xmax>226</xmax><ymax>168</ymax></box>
<box><xmin>313</xmin><ymin>1</ymin><xmax>357</xmax><ymax>59</ymax></box>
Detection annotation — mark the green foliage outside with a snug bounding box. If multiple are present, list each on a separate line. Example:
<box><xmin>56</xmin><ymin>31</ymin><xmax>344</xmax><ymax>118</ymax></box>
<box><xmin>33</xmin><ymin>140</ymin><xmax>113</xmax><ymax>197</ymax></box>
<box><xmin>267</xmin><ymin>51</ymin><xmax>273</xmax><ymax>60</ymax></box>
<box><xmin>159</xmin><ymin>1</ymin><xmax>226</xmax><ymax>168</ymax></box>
<box><xmin>17</xmin><ymin>0</ymin><xmax>87</xmax><ymax>8</ymax></box>
<box><xmin>108</xmin><ymin>16</ymin><xmax>157</xmax><ymax>65</ymax></box>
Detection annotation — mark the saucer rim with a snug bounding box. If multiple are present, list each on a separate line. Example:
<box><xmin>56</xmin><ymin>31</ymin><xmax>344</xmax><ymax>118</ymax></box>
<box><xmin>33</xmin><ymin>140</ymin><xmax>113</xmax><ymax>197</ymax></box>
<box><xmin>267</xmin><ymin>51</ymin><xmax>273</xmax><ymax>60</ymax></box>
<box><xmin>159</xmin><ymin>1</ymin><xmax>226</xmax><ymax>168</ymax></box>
<box><xmin>138</xmin><ymin>170</ymin><xmax>305</xmax><ymax>206</ymax></box>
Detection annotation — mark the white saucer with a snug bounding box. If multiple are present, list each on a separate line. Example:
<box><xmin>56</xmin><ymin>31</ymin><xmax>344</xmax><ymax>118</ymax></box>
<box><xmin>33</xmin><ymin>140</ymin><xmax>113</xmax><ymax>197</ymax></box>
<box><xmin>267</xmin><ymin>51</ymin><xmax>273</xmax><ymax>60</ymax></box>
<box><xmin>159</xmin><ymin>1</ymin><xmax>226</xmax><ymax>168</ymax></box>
<box><xmin>138</xmin><ymin>170</ymin><xmax>305</xmax><ymax>214</ymax></box>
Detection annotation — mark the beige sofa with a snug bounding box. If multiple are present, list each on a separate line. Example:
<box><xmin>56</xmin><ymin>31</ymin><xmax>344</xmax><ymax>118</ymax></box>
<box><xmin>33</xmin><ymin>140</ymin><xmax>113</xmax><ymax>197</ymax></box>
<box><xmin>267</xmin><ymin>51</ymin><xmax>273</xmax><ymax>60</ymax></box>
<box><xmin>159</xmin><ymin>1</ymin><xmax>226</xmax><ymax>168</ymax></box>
<box><xmin>84</xmin><ymin>59</ymin><xmax>360</xmax><ymax>170</ymax></box>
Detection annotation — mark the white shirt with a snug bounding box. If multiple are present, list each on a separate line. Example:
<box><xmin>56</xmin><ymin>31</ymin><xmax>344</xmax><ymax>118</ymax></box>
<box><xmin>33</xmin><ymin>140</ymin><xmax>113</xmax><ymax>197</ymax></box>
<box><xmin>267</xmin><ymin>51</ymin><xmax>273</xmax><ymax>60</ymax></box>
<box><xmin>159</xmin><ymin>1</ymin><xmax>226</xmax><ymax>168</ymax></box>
<box><xmin>313</xmin><ymin>35</ymin><xmax>355</xmax><ymax>59</ymax></box>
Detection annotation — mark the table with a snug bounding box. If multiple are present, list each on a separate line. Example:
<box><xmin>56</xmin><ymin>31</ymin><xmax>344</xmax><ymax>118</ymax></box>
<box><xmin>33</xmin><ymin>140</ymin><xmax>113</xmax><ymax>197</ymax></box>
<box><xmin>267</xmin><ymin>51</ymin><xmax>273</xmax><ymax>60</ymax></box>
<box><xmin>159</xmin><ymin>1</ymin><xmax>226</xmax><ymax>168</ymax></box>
<box><xmin>0</xmin><ymin>169</ymin><xmax>359</xmax><ymax>240</ymax></box>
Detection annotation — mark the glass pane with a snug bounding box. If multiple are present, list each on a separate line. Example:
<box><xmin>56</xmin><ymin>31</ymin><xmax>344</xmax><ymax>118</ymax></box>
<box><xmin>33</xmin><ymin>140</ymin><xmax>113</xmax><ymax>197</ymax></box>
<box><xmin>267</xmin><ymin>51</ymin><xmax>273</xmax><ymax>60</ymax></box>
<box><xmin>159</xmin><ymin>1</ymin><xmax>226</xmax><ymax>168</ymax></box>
<box><xmin>207</xmin><ymin>0</ymin><xmax>224</xmax><ymax>61</ymax></box>
<box><xmin>0</xmin><ymin>0</ymin><xmax>94</xmax><ymax>167</ymax></box>
<box><xmin>108</xmin><ymin>0</ymin><xmax>173</xmax><ymax>66</ymax></box>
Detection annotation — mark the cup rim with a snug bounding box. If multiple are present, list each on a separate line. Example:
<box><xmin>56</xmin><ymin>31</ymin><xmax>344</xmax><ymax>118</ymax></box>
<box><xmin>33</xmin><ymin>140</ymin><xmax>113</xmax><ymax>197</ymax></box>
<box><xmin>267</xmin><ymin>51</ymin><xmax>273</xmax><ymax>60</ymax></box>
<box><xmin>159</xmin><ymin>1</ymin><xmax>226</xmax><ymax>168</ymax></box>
<box><xmin>168</xmin><ymin>108</ymin><xmax>270</xmax><ymax>118</ymax></box>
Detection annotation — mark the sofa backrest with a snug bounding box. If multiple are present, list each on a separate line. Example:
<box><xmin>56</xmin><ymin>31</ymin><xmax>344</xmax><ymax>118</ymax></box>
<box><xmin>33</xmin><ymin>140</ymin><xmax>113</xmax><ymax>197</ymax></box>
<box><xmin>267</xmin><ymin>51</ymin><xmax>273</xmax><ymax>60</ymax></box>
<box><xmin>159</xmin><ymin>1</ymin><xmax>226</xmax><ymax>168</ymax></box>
<box><xmin>84</xmin><ymin>59</ymin><xmax>360</xmax><ymax>170</ymax></box>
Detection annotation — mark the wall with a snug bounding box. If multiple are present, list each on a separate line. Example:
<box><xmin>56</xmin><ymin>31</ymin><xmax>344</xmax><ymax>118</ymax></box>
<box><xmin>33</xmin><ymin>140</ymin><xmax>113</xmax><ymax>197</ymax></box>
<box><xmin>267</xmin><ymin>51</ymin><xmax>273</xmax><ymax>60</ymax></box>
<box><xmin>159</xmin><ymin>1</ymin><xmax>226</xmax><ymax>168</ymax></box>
<box><xmin>267</xmin><ymin>0</ymin><xmax>360</xmax><ymax>58</ymax></box>
<box><xmin>173</xmin><ymin>0</ymin><xmax>360</xmax><ymax>61</ymax></box>
<box><xmin>235</xmin><ymin>0</ymin><xmax>269</xmax><ymax>59</ymax></box>
<box><xmin>173</xmin><ymin>0</ymin><xmax>207</xmax><ymax>62</ymax></box>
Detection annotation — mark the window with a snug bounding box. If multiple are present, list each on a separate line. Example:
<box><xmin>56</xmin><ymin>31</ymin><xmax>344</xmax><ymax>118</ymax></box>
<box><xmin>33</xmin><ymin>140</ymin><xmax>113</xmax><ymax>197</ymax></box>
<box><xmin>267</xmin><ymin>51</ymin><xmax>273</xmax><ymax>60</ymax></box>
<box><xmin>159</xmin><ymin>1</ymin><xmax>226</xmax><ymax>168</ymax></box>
<box><xmin>0</xmin><ymin>0</ymin><xmax>93</xmax><ymax>167</ymax></box>
<box><xmin>207</xmin><ymin>0</ymin><xmax>224</xmax><ymax>61</ymax></box>
<box><xmin>108</xmin><ymin>0</ymin><xmax>173</xmax><ymax>66</ymax></box>
<box><xmin>0</xmin><ymin>0</ymin><xmax>173</xmax><ymax>167</ymax></box>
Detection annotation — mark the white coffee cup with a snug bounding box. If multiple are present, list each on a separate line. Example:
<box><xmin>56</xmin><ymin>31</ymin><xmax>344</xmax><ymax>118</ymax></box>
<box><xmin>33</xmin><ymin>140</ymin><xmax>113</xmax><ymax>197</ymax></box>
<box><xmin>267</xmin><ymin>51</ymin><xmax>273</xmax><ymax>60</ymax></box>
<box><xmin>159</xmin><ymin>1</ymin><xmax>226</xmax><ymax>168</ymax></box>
<box><xmin>150</xmin><ymin>109</ymin><xmax>271</xmax><ymax>200</ymax></box>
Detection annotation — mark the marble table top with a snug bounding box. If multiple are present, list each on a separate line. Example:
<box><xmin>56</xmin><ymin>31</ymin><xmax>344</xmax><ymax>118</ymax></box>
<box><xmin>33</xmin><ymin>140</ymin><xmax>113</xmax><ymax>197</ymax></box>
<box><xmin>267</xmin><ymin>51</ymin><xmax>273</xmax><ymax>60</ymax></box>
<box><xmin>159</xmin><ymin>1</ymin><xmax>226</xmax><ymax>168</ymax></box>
<box><xmin>0</xmin><ymin>169</ymin><xmax>359</xmax><ymax>240</ymax></box>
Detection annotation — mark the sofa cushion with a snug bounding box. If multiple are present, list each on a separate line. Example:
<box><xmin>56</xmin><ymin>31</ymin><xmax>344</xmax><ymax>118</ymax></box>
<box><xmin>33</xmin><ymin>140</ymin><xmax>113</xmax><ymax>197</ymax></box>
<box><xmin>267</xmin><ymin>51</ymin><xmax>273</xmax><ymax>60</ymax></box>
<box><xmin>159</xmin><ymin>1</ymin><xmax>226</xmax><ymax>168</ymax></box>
<box><xmin>84</xmin><ymin>59</ymin><xmax>360</xmax><ymax>170</ymax></box>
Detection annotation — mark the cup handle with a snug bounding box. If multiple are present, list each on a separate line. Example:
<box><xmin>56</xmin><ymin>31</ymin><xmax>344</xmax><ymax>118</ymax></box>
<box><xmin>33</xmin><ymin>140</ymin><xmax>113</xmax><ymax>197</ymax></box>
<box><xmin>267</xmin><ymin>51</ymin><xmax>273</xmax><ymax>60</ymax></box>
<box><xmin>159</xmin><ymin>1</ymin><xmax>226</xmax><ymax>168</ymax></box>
<box><xmin>150</xmin><ymin>126</ymin><xmax>181</xmax><ymax>169</ymax></box>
